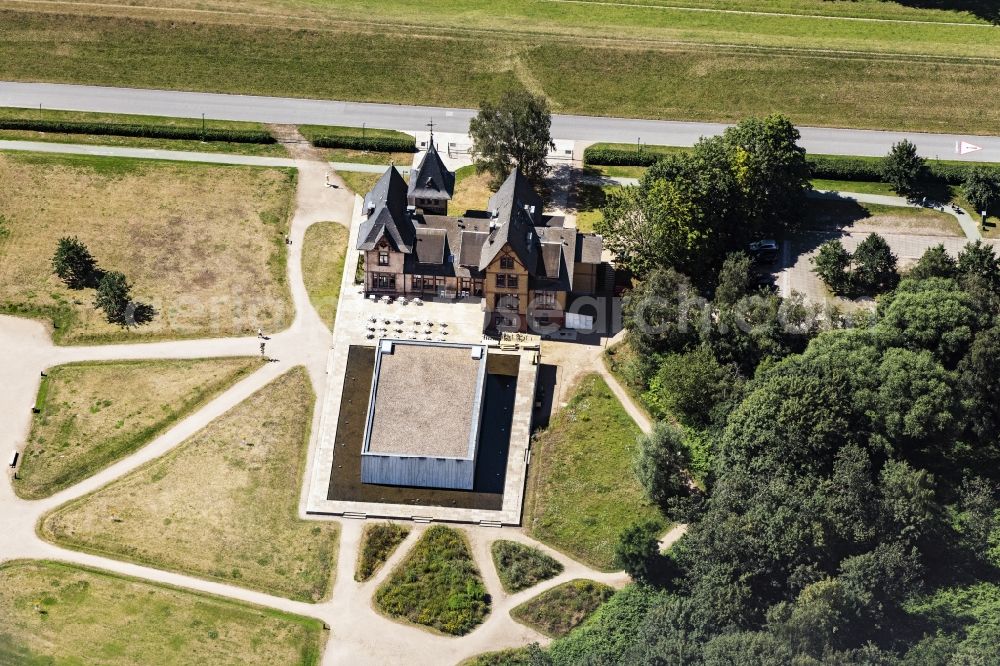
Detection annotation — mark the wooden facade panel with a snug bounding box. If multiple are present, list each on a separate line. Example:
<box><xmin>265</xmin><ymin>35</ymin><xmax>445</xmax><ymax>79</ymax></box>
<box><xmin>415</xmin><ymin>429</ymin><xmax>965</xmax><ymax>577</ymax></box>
<box><xmin>361</xmin><ymin>455</ymin><xmax>475</xmax><ymax>490</ymax></box>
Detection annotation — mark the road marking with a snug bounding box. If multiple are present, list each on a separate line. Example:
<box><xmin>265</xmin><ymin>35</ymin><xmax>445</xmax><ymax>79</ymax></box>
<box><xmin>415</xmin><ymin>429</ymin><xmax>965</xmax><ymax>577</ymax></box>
<box><xmin>957</xmin><ymin>140</ymin><xmax>983</xmax><ymax>155</ymax></box>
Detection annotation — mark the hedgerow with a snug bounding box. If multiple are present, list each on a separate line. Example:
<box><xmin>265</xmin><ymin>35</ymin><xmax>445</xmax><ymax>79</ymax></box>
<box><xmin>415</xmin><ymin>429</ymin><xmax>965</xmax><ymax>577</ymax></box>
<box><xmin>309</xmin><ymin>134</ymin><xmax>416</xmax><ymax>153</ymax></box>
<box><xmin>0</xmin><ymin>118</ymin><xmax>275</xmax><ymax>144</ymax></box>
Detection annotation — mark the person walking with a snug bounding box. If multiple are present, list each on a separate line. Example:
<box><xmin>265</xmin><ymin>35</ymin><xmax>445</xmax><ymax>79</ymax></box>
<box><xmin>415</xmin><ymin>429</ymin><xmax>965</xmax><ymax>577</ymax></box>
<box><xmin>260</xmin><ymin>342</ymin><xmax>266</xmax><ymax>357</ymax></box>
<box><xmin>257</xmin><ymin>328</ymin><xmax>264</xmax><ymax>339</ymax></box>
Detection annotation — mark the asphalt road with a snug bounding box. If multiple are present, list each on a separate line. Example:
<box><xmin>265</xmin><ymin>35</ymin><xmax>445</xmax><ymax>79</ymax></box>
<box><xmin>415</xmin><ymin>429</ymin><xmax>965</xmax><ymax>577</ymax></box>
<box><xmin>2</xmin><ymin>81</ymin><xmax>998</xmax><ymax>162</ymax></box>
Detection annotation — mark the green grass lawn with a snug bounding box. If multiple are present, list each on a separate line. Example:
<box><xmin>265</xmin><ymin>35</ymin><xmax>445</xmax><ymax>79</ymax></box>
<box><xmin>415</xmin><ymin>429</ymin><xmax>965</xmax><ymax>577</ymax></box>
<box><xmin>15</xmin><ymin>357</ymin><xmax>262</xmax><ymax>499</ymax></box>
<box><xmin>39</xmin><ymin>367</ymin><xmax>340</xmax><ymax>603</ymax></box>
<box><xmin>302</xmin><ymin>222</ymin><xmax>349</xmax><ymax>328</ymax></box>
<box><xmin>375</xmin><ymin>525</ymin><xmax>489</xmax><ymax>636</ymax></box>
<box><xmin>573</xmin><ymin>178</ymin><xmax>620</xmax><ymax>234</ymax></box>
<box><xmin>811</xmin><ymin>179</ymin><xmax>897</xmax><ymax>196</ymax></box>
<box><xmin>338</xmin><ymin>171</ymin><xmax>383</xmax><ymax>197</ymax></box>
<box><xmin>491</xmin><ymin>540</ymin><xmax>563</xmax><ymax>594</ymax></box>
<box><xmin>355</xmin><ymin>523</ymin><xmax>411</xmax><ymax>582</ymax></box>
<box><xmin>3</xmin><ymin>3</ymin><xmax>1000</xmax><ymax>133</ymax></box>
<box><xmin>0</xmin><ymin>107</ymin><xmax>286</xmax><ymax>156</ymax></box>
<box><xmin>524</xmin><ymin>373</ymin><xmax>664</xmax><ymax>571</ymax></box>
<box><xmin>510</xmin><ymin>579</ymin><xmax>615</xmax><ymax>638</ymax></box>
<box><xmin>0</xmin><ymin>560</ymin><xmax>325</xmax><ymax>666</ymax></box>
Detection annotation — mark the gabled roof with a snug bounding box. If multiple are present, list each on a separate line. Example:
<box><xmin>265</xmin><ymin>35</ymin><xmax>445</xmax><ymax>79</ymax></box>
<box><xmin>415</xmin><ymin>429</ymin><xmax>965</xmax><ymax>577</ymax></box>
<box><xmin>479</xmin><ymin>169</ymin><xmax>544</xmax><ymax>272</ymax></box>
<box><xmin>359</xmin><ymin>167</ymin><xmax>414</xmax><ymax>253</ymax></box>
<box><xmin>407</xmin><ymin>142</ymin><xmax>455</xmax><ymax>202</ymax></box>
<box><xmin>487</xmin><ymin>168</ymin><xmax>542</xmax><ymax>226</ymax></box>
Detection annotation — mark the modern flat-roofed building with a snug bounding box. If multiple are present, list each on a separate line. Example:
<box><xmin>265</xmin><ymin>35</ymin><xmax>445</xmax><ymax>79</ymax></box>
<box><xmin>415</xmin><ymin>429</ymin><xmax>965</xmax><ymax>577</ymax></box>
<box><xmin>360</xmin><ymin>339</ymin><xmax>488</xmax><ymax>490</ymax></box>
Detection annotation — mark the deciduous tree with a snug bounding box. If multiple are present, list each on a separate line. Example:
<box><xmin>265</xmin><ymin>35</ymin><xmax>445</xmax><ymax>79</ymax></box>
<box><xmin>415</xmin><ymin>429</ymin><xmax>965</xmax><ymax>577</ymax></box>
<box><xmin>882</xmin><ymin>140</ymin><xmax>926</xmax><ymax>197</ymax></box>
<box><xmin>963</xmin><ymin>167</ymin><xmax>1000</xmax><ymax>216</ymax></box>
<box><xmin>852</xmin><ymin>233</ymin><xmax>899</xmax><ymax>294</ymax></box>
<box><xmin>812</xmin><ymin>239</ymin><xmax>852</xmax><ymax>295</ymax></box>
<box><xmin>469</xmin><ymin>89</ymin><xmax>553</xmax><ymax>186</ymax></box>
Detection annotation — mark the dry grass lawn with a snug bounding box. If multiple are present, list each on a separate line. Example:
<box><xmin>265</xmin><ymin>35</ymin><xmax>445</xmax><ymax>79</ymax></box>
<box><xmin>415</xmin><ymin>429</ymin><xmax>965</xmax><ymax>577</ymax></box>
<box><xmin>302</xmin><ymin>222</ymin><xmax>348</xmax><ymax>328</ymax></box>
<box><xmin>806</xmin><ymin>199</ymin><xmax>964</xmax><ymax>236</ymax></box>
<box><xmin>0</xmin><ymin>152</ymin><xmax>296</xmax><ymax>344</ymax></box>
<box><xmin>15</xmin><ymin>357</ymin><xmax>263</xmax><ymax>499</ymax></box>
<box><xmin>0</xmin><ymin>560</ymin><xmax>325</xmax><ymax>665</ymax></box>
<box><xmin>40</xmin><ymin>367</ymin><xmax>340</xmax><ymax>603</ymax></box>
<box><xmin>450</xmin><ymin>166</ymin><xmax>493</xmax><ymax>217</ymax></box>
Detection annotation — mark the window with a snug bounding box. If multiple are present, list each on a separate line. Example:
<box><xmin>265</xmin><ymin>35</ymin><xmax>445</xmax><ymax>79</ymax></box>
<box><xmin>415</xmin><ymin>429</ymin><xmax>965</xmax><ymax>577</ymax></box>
<box><xmin>495</xmin><ymin>314</ymin><xmax>519</xmax><ymax>329</ymax></box>
<box><xmin>373</xmin><ymin>273</ymin><xmax>395</xmax><ymax>290</ymax></box>
<box><xmin>496</xmin><ymin>274</ymin><xmax>518</xmax><ymax>289</ymax></box>
<box><xmin>534</xmin><ymin>291</ymin><xmax>557</xmax><ymax>309</ymax></box>
<box><xmin>378</xmin><ymin>251</ymin><xmax>390</xmax><ymax>266</ymax></box>
<box><xmin>496</xmin><ymin>295</ymin><xmax>519</xmax><ymax>311</ymax></box>
<box><xmin>500</xmin><ymin>255</ymin><xmax>515</xmax><ymax>270</ymax></box>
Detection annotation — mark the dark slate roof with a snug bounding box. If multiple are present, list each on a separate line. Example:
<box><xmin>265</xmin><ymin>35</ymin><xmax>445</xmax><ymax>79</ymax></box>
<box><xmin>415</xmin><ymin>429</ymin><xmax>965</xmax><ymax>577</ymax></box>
<box><xmin>480</xmin><ymin>169</ymin><xmax>545</xmax><ymax>272</ymax></box>
<box><xmin>488</xmin><ymin>168</ymin><xmax>543</xmax><ymax>226</ymax></box>
<box><xmin>576</xmin><ymin>234</ymin><xmax>604</xmax><ymax>264</ymax></box>
<box><xmin>407</xmin><ymin>142</ymin><xmax>454</xmax><ymax>201</ymax></box>
<box><xmin>459</xmin><ymin>231</ymin><xmax>489</xmax><ymax>267</ymax></box>
<box><xmin>359</xmin><ymin>167</ymin><xmax>414</xmax><ymax>253</ymax></box>
<box><xmin>414</xmin><ymin>228</ymin><xmax>448</xmax><ymax>265</ymax></box>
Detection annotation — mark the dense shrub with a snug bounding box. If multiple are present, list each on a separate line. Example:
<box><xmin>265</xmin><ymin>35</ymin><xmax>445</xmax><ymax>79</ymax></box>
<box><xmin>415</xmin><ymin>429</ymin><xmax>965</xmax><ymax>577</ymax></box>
<box><xmin>0</xmin><ymin>118</ymin><xmax>275</xmax><ymax>144</ymax></box>
<box><xmin>309</xmin><ymin>134</ymin><xmax>416</xmax><ymax>153</ymax></box>
<box><xmin>491</xmin><ymin>540</ymin><xmax>563</xmax><ymax>593</ymax></box>
<box><xmin>548</xmin><ymin>585</ymin><xmax>669</xmax><ymax>665</ymax></box>
<box><xmin>355</xmin><ymin>523</ymin><xmax>410</xmax><ymax>582</ymax></box>
<box><xmin>583</xmin><ymin>146</ymin><xmax>660</xmax><ymax>166</ymax></box>
<box><xmin>374</xmin><ymin>525</ymin><xmax>489</xmax><ymax>635</ymax></box>
<box><xmin>511</xmin><ymin>579</ymin><xmax>614</xmax><ymax>638</ymax></box>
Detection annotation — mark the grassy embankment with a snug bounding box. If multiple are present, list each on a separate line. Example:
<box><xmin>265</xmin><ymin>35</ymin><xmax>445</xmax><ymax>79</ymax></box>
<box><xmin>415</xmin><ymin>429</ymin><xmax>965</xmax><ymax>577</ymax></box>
<box><xmin>1</xmin><ymin>2</ymin><xmax>999</xmax><ymax>132</ymax></box>
<box><xmin>0</xmin><ymin>152</ymin><xmax>296</xmax><ymax>344</ymax></box>
<box><xmin>375</xmin><ymin>525</ymin><xmax>489</xmax><ymax>635</ymax></box>
<box><xmin>39</xmin><ymin>367</ymin><xmax>340</xmax><ymax>603</ymax></box>
<box><xmin>524</xmin><ymin>373</ymin><xmax>664</xmax><ymax>571</ymax></box>
<box><xmin>15</xmin><ymin>357</ymin><xmax>262</xmax><ymax>499</ymax></box>
<box><xmin>510</xmin><ymin>579</ymin><xmax>615</xmax><ymax>638</ymax></box>
<box><xmin>0</xmin><ymin>106</ymin><xmax>286</xmax><ymax>156</ymax></box>
<box><xmin>0</xmin><ymin>560</ymin><xmax>326</xmax><ymax>665</ymax></box>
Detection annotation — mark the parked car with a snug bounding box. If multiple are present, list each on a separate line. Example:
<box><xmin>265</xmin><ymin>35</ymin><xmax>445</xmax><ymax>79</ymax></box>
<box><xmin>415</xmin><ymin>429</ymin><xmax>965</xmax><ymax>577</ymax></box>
<box><xmin>748</xmin><ymin>239</ymin><xmax>780</xmax><ymax>264</ymax></box>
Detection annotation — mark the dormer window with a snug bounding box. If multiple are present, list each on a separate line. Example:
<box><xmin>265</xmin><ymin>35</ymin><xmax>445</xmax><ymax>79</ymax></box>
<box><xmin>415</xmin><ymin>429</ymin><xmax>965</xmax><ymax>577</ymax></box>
<box><xmin>500</xmin><ymin>256</ymin><xmax>514</xmax><ymax>270</ymax></box>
